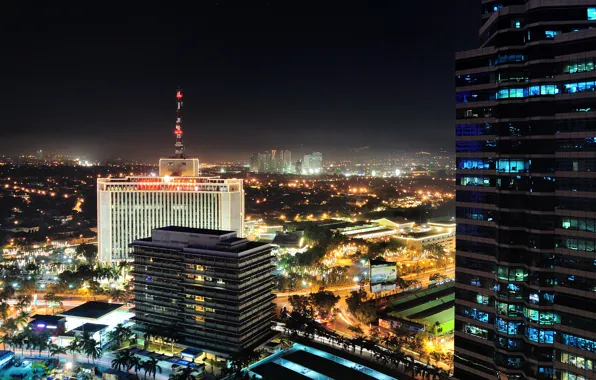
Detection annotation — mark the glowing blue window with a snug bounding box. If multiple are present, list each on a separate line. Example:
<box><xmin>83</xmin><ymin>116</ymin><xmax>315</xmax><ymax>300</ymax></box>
<box><xmin>529</xmin><ymin>86</ymin><xmax>540</xmax><ymax>96</ymax></box>
<box><xmin>545</xmin><ymin>30</ymin><xmax>560</xmax><ymax>39</ymax></box>
<box><xmin>510</xmin><ymin>88</ymin><xmax>524</xmax><ymax>98</ymax></box>
<box><xmin>515</xmin><ymin>21</ymin><xmax>521</xmax><ymax>28</ymax></box>
<box><xmin>496</xmin><ymin>159</ymin><xmax>528</xmax><ymax>173</ymax></box>
<box><xmin>541</xmin><ymin>85</ymin><xmax>558</xmax><ymax>95</ymax></box>
<box><xmin>588</xmin><ymin>8</ymin><xmax>596</xmax><ymax>20</ymax></box>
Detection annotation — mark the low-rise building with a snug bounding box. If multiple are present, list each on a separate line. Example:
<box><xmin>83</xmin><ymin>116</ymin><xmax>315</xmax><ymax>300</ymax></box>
<box><xmin>29</xmin><ymin>315</ymin><xmax>66</xmax><ymax>337</ymax></box>
<box><xmin>57</xmin><ymin>301</ymin><xmax>132</xmax><ymax>347</ymax></box>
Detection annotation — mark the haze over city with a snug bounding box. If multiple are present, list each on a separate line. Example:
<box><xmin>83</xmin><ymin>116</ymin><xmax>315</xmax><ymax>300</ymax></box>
<box><xmin>2</xmin><ymin>2</ymin><xmax>477</xmax><ymax>161</ymax></box>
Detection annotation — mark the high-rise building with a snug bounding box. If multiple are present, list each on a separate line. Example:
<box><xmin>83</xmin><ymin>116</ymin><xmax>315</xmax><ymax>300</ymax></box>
<box><xmin>97</xmin><ymin>89</ymin><xmax>245</xmax><ymax>263</ymax></box>
<box><xmin>455</xmin><ymin>4</ymin><xmax>596</xmax><ymax>380</ymax></box>
<box><xmin>282</xmin><ymin>150</ymin><xmax>292</xmax><ymax>172</ymax></box>
<box><xmin>131</xmin><ymin>226</ymin><xmax>275</xmax><ymax>357</ymax></box>
<box><xmin>302</xmin><ymin>152</ymin><xmax>323</xmax><ymax>174</ymax></box>
<box><xmin>97</xmin><ymin>177</ymin><xmax>244</xmax><ymax>262</ymax></box>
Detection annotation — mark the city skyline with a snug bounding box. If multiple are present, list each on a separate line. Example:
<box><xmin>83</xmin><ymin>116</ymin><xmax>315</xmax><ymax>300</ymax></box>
<box><xmin>1</xmin><ymin>2</ymin><xmax>478</xmax><ymax>162</ymax></box>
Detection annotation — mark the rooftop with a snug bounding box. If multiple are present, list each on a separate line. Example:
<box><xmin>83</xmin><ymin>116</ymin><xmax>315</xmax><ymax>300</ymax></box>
<box><xmin>400</xmin><ymin>230</ymin><xmax>454</xmax><ymax>239</ymax></box>
<box><xmin>30</xmin><ymin>315</ymin><xmax>65</xmax><ymax>324</ymax></box>
<box><xmin>157</xmin><ymin>226</ymin><xmax>234</xmax><ymax>235</ymax></box>
<box><xmin>59</xmin><ymin>301</ymin><xmax>124</xmax><ymax>319</ymax></box>
<box><xmin>72</xmin><ymin>323</ymin><xmax>109</xmax><ymax>334</ymax></box>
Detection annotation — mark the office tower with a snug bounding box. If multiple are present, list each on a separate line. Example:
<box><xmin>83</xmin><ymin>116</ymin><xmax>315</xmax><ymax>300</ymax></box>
<box><xmin>97</xmin><ymin>177</ymin><xmax>244</xmax><ymax>262</ymax></box>
<box><xmin>131</xmin><ymin>226</ymin><xmax>275</xmax><ymax>357</ymax></box>
<box><xmin>455</xmin><ymin>3</ymin><xmax>596</xmax><ymax>380</ymax></box>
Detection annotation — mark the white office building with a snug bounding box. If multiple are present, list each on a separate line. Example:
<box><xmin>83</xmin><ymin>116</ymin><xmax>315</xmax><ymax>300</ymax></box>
<box><xmin>97</xmin><ymin>176</ymin><xmax>244</xmax><ymax>262</ymax></box>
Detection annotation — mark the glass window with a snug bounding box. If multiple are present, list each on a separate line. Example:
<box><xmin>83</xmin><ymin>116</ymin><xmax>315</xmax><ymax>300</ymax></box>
<box><xmin>541</xmin><ymin>85</ymin><xmax>558</xmax><ymax>95</ymax></box>
<box><xmin>545</xmin><ymin>30</ymin><xmax>560</xmax><ymax>39</ymax></box>
<box><xmin>588</xmin><ymin>7</ymin><xmax>596</xmax><ymax>20</ymax></box>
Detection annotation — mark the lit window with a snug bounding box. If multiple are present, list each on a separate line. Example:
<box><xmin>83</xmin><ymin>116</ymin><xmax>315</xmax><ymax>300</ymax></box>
<box><xmin>588</xmin><ymin>8</ymin><xmax>596</xmax><ymax>20</ymax></box>
<box><xmin>545</xmin><ymin>30</ymin><xmax>560</xmax><ymax>39</ymax></box>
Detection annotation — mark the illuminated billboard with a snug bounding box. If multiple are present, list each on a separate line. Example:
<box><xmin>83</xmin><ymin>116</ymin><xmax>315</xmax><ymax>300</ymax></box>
<box><xmin>370</xmin><ymin>260</ymin><xmax>397</xmax><ymax>293</ymax></box>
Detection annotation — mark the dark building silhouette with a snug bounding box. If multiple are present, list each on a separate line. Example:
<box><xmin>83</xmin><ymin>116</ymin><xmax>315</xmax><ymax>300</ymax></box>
<box><xmin>131</xmin><ymin>226</ymin><xmax>275</xmax><ymax>357</ymax></box>
<box><xmin>455</xmin><ymin>2</ymin><xmax>596</xmax><ymax>379</ymax></box>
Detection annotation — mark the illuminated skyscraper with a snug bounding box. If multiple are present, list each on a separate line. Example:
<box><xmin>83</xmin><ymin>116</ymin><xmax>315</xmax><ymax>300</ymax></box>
<box><xmin>97</xmin><ymin>177</ymin><xmax>244</xmax><ymax>262</ymax></box>
<box><xmin>97</xmin><ymin>89</ymin><xmax>245</xmax><ymax>262</ymax></box>
<box><xmin>455</xmin><ymin>3</ymin><xmax>596</xmax><ymax>380</ymax></box>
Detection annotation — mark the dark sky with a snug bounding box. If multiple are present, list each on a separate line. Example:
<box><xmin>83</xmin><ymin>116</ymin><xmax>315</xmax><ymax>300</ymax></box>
<box><xmin>1</xmin><ymin>2</ymin><xmax>479</xmax><ymax>162</ymax></box>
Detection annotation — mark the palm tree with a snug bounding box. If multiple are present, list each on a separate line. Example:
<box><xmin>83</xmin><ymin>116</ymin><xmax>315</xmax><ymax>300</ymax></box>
<box><xmin>12</xmin><ymin>332</ymin><xmax>25</xmax><ymax>357</ymax></box>
<box><xmin>142</xmin><ymin>357</ymin><xmax>162</xmax><ymax>380</ymax></box>
<box><xmin>14</xmin><ymin>311</ymin><xmax>31</xmax><ymax>330</ymax></box>
<box><xmin>80</xmin><ymin>332</ymin><xmax>101</xmax><ymax>363</ymax></box>
<box><xmin>169</xmin><ymin>365</ymin><xmax>197</xmax><ymax>380</ymax></box>
<box><xmin>129</xmin><ymin>355</ymin><xmax>142</xmax><ymax>376</ymax></box>
<box><xmin>67</xmin><ymin>335</ymin><xmax>83</xmax><ymax>362</ymax></box>
<box><xmin>107</xmin><ymin>323</ymin><xmax>132</xmax><ymax>349</ymax></box>
<box><xmin>19</xmin><ymin>329</ymin><xmax>37</xmax><ymax>357</ymax></box>
<box><xmin>49</xmin><ymin>343</ymin><xmax>67</xmax><ymax>358</ymax></box>
<box><xmin>36</xmin><ymin>331</ymin><xmax>50</xmax><ymax>357</ymax></box>
<box><xmin>118</xmin><ymin>261</ymin><xmax>132</xmax><ymax>280</ymax></box>
<box><xmin>0</xmin><ymin>304</ymin><xmax>10</xmax><ymax>320</ymax></box>
<box><xmin>86</xmin><ymin>341</ymin><xmax>103</xmax><ymax>364</ymax></box>
<box><xmin>44</xmin><ymin>293</ymin><xmax>64</xmax><ymax>314</ymax></box>
<box><xmin>0</xmin><ymin>334</ymin><xmax>13</xmax><ymax>351</ymax></box>
<box><xmin>111</xmin><ymin>348</ymin><xmax>135</xmax><ymax>372</ymax></box>
<box><xmin>108</xmin><ymin>289</ymin><xmax>128</xmax><ymax>303</ymax></box>
<box><xmin>16</xmin><ymin>295</ymin><xmax>32</xmax><ymax>312</ymax></box>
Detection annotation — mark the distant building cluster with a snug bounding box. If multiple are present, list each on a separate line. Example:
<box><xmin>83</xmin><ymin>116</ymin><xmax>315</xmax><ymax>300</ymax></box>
<box><xmin>249</xmin><ymin>149</ymin><xmax>293</xmax><ymax>174</ymax></box>
<box><xmin>300</xmin><ymin>152</ymin><xmax>323</xmax><ymax>175</ymax></box>
<box><xmin>248</xmin><ymin>150</ymin><xmax>323</xmax><ymax>175</ymax></box>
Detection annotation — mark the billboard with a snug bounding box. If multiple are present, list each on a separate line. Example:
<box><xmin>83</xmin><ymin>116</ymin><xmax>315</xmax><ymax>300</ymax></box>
<box><xmin>370</xmin><ymin>260</ymin><xmax>397</xmax><ymax>293</ymax></box>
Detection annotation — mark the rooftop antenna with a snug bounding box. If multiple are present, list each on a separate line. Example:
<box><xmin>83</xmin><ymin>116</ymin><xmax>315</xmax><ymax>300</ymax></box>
<box><xmin>175</xmin><ymin>87</ymin><xmax>184</xmax><ymax>158</ymax></box>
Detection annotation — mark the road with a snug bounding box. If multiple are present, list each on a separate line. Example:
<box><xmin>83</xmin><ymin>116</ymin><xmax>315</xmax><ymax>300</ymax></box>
<box><xmin>274</xmin><ymin>266</ymin><xmax>455</xmax><ymax>370</ymax></box>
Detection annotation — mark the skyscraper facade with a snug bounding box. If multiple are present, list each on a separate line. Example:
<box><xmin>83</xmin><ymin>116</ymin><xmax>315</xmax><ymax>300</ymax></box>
<box><xmin>97</xmin><ymin>177</ymin><xmax>244</xmax><ymax>262</ymax></box>
<box><xmin>131</xmin><ymin>226</ymin><xmax>275</xmax><ymax>357</ymax></box>
<box><xmin>456</xmin><ymin>3</ymin><xmax>596</xmax><ymax>380</ymax></box>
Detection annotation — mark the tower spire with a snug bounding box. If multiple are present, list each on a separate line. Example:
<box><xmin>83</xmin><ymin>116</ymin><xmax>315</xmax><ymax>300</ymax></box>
<box><xmin>175</xmin><ymin>87</ymin><xmax>184</xmax><ymax>158</ymax></box>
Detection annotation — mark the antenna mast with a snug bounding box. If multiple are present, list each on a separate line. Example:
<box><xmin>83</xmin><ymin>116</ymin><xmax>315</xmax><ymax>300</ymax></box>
<box><xmin>175</xmin><ymin>88</ymin><xmax>184</xmax><ymax>158</ymax></box>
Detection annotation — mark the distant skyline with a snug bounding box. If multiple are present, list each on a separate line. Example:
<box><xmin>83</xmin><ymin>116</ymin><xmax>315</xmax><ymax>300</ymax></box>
<box><xmin>2</xmin><ymin>2</ymin><xmax>478</xmax><ymax>161</ymax></box>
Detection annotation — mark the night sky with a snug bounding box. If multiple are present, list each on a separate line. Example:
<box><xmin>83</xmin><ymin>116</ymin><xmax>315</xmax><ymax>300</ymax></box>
<box><xmin>2</xmin><ymin>2</ymin><xmax>479</xmax><ymax>162</ymax></box>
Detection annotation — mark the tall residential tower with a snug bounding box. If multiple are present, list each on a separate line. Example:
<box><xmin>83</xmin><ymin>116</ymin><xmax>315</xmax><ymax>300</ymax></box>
<box><xmin>455</xmin><ymin>3</ymin><xmax>596</xmax><ymax>380</ymax></box>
